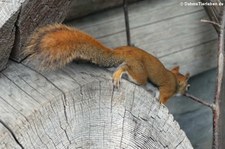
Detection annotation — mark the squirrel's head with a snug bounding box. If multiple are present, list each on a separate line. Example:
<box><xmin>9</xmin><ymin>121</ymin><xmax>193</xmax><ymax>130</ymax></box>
<box><xmin>171</xmin><ymin>66</ymin><xmax>190</xmax><ymax>96</ymax></box>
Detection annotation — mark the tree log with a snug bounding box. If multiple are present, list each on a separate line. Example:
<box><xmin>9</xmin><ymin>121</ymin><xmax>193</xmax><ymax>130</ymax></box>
<box><xmin>0</xmin><ymin>61</ymin><xmax>193</xmax><ymax>149</ymax></box>
<box><xmin>0</xmin><ymin>0</ymin><xmax>71</xmax><ymax>67</ymax></box>
<box><xmin>0</xmin><ymin>0</ymin><xmax>22</xmax><ymax>71</ymax></box>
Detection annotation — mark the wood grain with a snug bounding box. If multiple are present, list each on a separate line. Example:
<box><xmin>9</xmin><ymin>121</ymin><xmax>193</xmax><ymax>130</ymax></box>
<box><xmin>9</xmin><ymin>0</ymin><xmax>71</xmax><ymax>62</ymax></box>
<box><xmin>0</xmin><ymin>0</ymin><xmax>71</xmax><ymax>70</ymax></box>
<box><xmin>0</xmin><ymin>0</ymin><xmax>24</xmax><ymax>71</ymax></box>
<box><xmin>0</xmin><ymin>61</ymin><xmax>193</xmax><ymax>148</ymax></box>
<box><xmin>65</xmin><ymin>0</ymin><xmax>139</xmax><ymax>21</ymax></box>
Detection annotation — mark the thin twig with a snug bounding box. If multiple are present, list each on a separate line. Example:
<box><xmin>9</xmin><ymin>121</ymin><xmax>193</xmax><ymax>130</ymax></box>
<box><xmin>184</xmin><ymin>93</ymin><xmax>215</xmax><ymax>110</ymax></box>
<box><xmin>201</xmin><ymin>0</ymin><xmax>221</xmax><ymax>33</ymax></box>
<box><xmin>123</xmin><ymin>0</ymin><xmax>131</xmax><ymax>46</ymax></box>
<box><xmin>201</xmin><ymin>19</ymin><xmax>222</xmax><ymax>28</ymax></box>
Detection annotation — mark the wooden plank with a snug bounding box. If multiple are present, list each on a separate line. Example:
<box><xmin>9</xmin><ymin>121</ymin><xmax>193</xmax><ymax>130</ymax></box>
<box><xmin>65</xmin><ymin>0</ymin><xmax>139</xmax><ymax>21</ymax></box>
<box><xmin>67</xmin><ymin>0</ymin><xmax>217</xmax><ymax>76</ymax></box>
<box><xmin>131</xmin><ymin>11</ymin><xmax>215</xmax><ymax>55</ymax></box>
<box><xmin>160</xmin><ymin>40</ymin><xmax>217</xmax><ymax>75</ymax></box>
<box><xmin>0</xmin><ymin>61</ymin><xmax>193</xmax><ymax>148</ymax></box>
<box><xmin>69</xmin><ymin>0</ymin><xmax>202</xmax><ymax>37</ymax></box>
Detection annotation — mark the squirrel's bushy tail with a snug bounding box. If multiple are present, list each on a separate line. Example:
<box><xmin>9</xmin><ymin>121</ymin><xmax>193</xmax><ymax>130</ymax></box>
<box><xmin>24</xmin><ymin>23</ymin><xmax>121</xmax><ymax>71</ymax></box>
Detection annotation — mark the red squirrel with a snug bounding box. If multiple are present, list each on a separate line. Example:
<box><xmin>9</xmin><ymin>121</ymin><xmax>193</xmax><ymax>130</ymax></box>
<box><xmin>25</xmin><ymin>23</ymin><xmax>190</xmax><ymax>104</ymax></box>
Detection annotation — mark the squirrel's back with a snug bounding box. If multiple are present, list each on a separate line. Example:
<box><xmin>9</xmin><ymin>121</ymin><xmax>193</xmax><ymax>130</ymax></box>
<box><xmin>25</xmin><ymin>24</ymin><xmax>123</xmax><ymax>70</ymax></box>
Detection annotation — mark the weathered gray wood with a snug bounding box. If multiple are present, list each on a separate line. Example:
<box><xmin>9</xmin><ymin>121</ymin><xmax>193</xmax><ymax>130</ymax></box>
<box><xmin>67</xmin><ymin>0</ymin><xmax>217</xmax><ymax>76</ymax></box>
<box><xmin>4</xmin><ymin>0</ymin><xmax>71</xmax><ymax>62</ymax></box>
<box><xmin>0</xmin><ymin>123</ymin><xmax>22</xmax><ymax>149</ymax></box>
<box><xmin>65</xmin><ymin>0</ymin><xmax>139</xmax><ymax>21</ymax></box>
<box><xmin>0</xmin><ymin>0</ymin><xmax>71</xmax><ymax>69</ymax></box>
<box><xmin>0</xmin><ymin>0</ymin><xmax>25</xmax><ymax>71</ymax></box>
<box><xmin>0</xmin><ymin>61</ymin><xmax>193</xmax><ymax>148</ymax></box>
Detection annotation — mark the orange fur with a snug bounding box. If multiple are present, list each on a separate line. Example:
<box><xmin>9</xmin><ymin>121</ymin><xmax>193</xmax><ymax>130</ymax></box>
<box><xmin>25</xmin><ymin>23</ymin><xmax>190</xmax><ymax>104</ymax></box>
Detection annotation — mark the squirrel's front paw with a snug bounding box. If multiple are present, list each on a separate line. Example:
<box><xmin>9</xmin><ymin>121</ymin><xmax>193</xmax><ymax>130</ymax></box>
<box><xmin>112</xmin><ymin>67</ymin><xmax>125</xmax><ymax>89</ymax></box>
<box><xmin>112</xmin><ymin>77</ymin><xmax>120</xmax><ymax>89</ymax></box>
<box><xmin>112</xmin><ymin>73</ymin><xmax>121</xmax><ymax>89</ymax></box>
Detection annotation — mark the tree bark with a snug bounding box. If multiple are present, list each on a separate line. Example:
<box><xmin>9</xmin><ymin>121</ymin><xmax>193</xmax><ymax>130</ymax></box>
<box><xmin>0</xmin><ymin>61</ymin><xmax>193</xmax><ymax>149</ymax></box>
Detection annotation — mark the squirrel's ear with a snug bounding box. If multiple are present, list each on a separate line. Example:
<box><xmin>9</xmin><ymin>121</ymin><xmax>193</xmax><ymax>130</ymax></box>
<box><xmin>185</xmin><ymin>72</ymin><xmax>190</xmax><ymax>79</ymax></box>
<box><xmin>171</xmin><ymin>66</ymin><xmax>180</xmax><ymax>74</ymax></box>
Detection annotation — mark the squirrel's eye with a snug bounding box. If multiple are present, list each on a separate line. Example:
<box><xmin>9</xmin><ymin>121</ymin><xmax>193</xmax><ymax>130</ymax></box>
<box><xmin>186</xmin><ymin>84</ymin><xmax>190</xmax><ymax>90</ymax></box>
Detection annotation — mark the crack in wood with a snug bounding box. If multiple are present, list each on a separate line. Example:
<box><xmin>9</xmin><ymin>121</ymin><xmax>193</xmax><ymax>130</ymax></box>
<box><xmin>0</xmin><ymin>119</ymin><xmax>24</xmax><ymax>149</ymax></box>
<box><xmin>95</xmin><ymin>9</ymin><xmax>204</xmax><ymax>40</ymax></box>
<box><xmin>110</xmin><ymin>86</ymin><xmax>115</xmax><ymax>127</ymax></box>
<box><xmin>61</xmin><ymin>69</ymin><xmax>82</xmax><ymax>86</ymax></box>
<box><xmin>119</xmin><ymin>109</ymin><xmax>126</xmax><ymax>149</ymax></box>
<box><xmin>17</xmin><ymin>75</ymin><xmax>49</xmax><ymax>101</ymax></box>
<box><xmin>134</xmin><ymin>9</ymin><xmax>204</xmax><ymax>31</ymax></box>
<box><xmin>61</xmin><ymin>93</ymin><xmax>69</xmax><ymax>125</ymax></box>
<box><xmin>159</xmin><ymin>37</ymin><xmax>217</xmax><ymax>59</ymax></box>
<box><xmin>19</xmin><ymin>64</ymin><xmax>74</xmax><ymax>148</ymax></box>
<box><xmin>175</xmin><ymin>136</ymin><xmax>186</xmax><ymax>149</ymax></box>
<box><xmin>62</xmin><ymin>126</ymin><xmax>72</xmax><ymax>145</ymax></box>
<box><xmin>48</xmin><ymin>100</ymin><xmax>68</xmax><ymax>148</ymax></box>
<box><xmin>0</xmin><ymin>94</ymin><xmax>30</xmax><ymax>124</ymax></box>
<box><xmin>98</xmin><ymin>81</ymin><xmax>102</xmax><ymax>116</ymax></box>
<box><xmin>38</xmin><ymin>110</ymin><xmax>58</xmax><ymax>148</ymax></box>
<box><xmin>1</xmin><ymin>72</ymin><xmax>40</xmax><ymax>104</ymax></box>
<box><xmin>11</xmin><ymin>6</ymin><xmax>22</xmax><ymax>61</ymax></box>
<box><xmin>31</xmin><ymin>116</ymin><xmax>50</xmax><ymax>149</ymax></box>
<box><xmin>21</xmin><ymin>63</ymin><xmax>70</xmax><ymax>126</ymax></box>
<box><xmin>25</xmin><ymin>131</ymin><xmax>36</xmax><ymax>149</ymax></box>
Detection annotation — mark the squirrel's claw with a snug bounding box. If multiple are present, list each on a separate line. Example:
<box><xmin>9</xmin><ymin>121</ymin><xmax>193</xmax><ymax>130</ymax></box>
<box><xmin>112</xmin><ymin>70</ymin><xmax>123</xmax><ymax>89</ymax></box>
<box><xmin>112</xmin><ymin>77</ymin><xmax>120</xmax><ymax>89</ymax></box>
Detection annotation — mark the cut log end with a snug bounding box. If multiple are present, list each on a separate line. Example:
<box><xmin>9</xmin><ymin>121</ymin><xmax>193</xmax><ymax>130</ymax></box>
<box><xmin>0</xmin><ymin>62</ymin><xmax>193</xmax><ymax>149</ymax></box>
